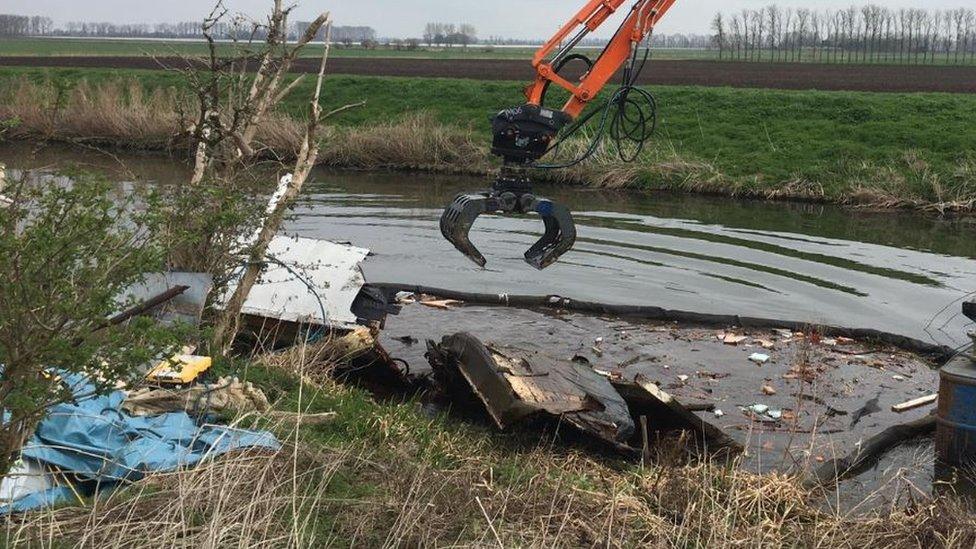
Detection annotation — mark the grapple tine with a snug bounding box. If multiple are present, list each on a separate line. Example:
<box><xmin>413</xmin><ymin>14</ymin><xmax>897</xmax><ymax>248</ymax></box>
<box><xmin>524</xmin><ymin>199</ymin><xmax>576</xmax><ymax>270</ymax></box>
<box><xmin>440</xmin><ymin>193</ymin><xmax>492</xmax><ymax>268</ymax></box>
<box><xmin>440</xmin><ymin>174</ymin><xmax>576</xmax><ymax>269</ymax></box>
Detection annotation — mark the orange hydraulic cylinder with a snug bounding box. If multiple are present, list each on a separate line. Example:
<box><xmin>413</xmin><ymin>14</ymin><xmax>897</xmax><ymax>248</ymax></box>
<box><xmin>525</xmin><ymin>0</ymin><xmax>679</xmax><ymax>119</ymax></box>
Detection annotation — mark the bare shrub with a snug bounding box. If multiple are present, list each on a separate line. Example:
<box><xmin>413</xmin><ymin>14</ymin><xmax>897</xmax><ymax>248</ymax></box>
<box><xmin>0</xmin><ymin>173</ymin><xmax>180</xmax><ymax>477</ymax></box>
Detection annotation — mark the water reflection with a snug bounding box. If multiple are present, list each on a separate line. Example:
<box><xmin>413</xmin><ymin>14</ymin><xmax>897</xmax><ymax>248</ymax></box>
<box><xmin>293</xmin><ymin>172</ymin><xmax>975</xmax><ymax>347</ymax></box>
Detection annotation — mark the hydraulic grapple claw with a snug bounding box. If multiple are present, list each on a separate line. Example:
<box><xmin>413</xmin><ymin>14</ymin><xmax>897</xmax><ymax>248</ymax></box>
<box><xmin>439</xmin><ymin>187</ymin><xmax>576</xmax><ymax>269</ymax></box>
<box><xmin>524</xmin><ymin>198</ymin><xmax>577</xmax><ymax>270</ymax></box>
<box><xmin>440</xmin><ymin>193</ymin><xmax>492</xmax><ymax>267</ymax></box>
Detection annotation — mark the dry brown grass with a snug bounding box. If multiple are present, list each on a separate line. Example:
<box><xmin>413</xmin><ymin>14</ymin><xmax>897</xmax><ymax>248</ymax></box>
<box><xmin>0</xmin><ymin>77</ymin><xmax>306</xmax><ymax>157</ymax></box>
<box><xmin>846</xmin><ymin>152</ymin><xmax>976</xmax><ymax>213</ymax></box>
<box><xmin>0</xmin><ymin>77</ymin><xmax>179</xmax><ymax>148</ymax></box>
<box><xmin>534</xmin><ymin>135</ymin><xmax>732</xmax><ymax>196</ymax></box>
<box><xmin>2</xmin><ymin>449</ymin><xmax>343</xmax><ymax>548</ymax></box>
<box><xmin>764</xmin><ymin>178</ymin><xmax>828</xmax><ymax>202</ymax></box>
<box><xmin>319</xmin><ymin>112</ymin><xmax>488</xmax><ymax>173</ymax></box>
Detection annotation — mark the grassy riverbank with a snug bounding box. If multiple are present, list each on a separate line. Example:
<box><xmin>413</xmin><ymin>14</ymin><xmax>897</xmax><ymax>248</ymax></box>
<box><xmin>1</xmin><ymin>66</ymin><xmax>975</xmax><ymax>211</ymax></box>
<box><xmin>4</xmin><ymin>341</ymin><xmax>971</xmax><ymax>547</ymax></box>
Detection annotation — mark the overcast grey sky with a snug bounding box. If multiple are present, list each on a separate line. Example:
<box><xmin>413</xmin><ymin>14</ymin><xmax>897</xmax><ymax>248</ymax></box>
<box><xmin>1</xmin><ymin>1</ymin><xmax>969</xmax><ymax>38</ymax></box>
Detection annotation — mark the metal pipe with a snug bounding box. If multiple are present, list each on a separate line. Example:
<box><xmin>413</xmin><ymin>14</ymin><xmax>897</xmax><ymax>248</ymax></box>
<box><xmin>551</xmin><ymin>26</ymin><xmax>591</xmax><ymax>66</ymax></box>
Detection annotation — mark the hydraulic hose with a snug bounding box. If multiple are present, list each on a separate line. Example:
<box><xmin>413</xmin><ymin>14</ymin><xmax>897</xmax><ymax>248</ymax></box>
<box><xmin>534</xmin><ymin>39</ymin><xmax>658</xmax><ymax>170</ymax></box>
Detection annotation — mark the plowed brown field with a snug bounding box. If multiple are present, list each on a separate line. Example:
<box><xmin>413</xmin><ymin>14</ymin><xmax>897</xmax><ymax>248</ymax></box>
<box><xmin>2</xmin><ymin>56</ymin><xmax>974</xmax><ymax>93</ymax></box>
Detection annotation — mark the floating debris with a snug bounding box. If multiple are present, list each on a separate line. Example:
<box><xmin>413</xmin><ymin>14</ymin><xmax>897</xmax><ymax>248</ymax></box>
<box><xmin>723</xmin><ymin>333</ymin><xmax>749</xmax><ymax>345</ymax></box>
<box><xmin>742</xmin><ymin>403</ymin><xmax>784</xmax><ymax>423</ymax></box>
<box><xmin>611</xmin><ymin>374</ymin><xmax>741</xmax><ymax>452</ymax></box>
<box><xmin>420</xmin><ymin>298</ymin><xmax>462</xmax><ymax>310</ymax></box>
<box><xmin>226</xmin><ymin>236</ymin><xmax>371</xmax><ymax>330</ymax></box>
<box><xmin>747</xmin><ymin>403</ymin><xmax>769</xmax><ymax>415</ymax></box>
<box><xmin>891</xmin><ymin>393</ymin><xmax>937</xmax><ymax>413</ymax></box>
<box><xmin>749</xmin><ymin>353</ymin><xmax>771</xmax><ymax>365</ymax></box>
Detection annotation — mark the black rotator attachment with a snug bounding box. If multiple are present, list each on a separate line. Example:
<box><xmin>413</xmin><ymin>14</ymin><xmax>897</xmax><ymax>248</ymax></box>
<box><xmin>440</xmin><ymin>173</ymin><xmax>576</xmax><ymax>270</ymax></box>
<box><xmin>491</xmin><ymin>104</ymin><xmax>571</xmax><ymax>164</ymax></box>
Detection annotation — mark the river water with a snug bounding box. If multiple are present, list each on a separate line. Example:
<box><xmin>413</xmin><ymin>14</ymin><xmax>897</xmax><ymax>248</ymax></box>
<box><xmin>3</xmin><ymin>143</ymin><xmax>974</xmax><ymax>347</ymax></box>
<box><xmin>294</xmin><ymin>173</ymin><xmax>976</xmax><ymax>349</ymax></box>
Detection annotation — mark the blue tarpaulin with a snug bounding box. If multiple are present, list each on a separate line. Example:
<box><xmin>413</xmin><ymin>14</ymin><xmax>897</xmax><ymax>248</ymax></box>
<box><xmin>1</xmin><ymin>486</ymin><xmax>78</xmax><ymax>514</ymax></box>
<box><xmin>1</xmin><ymin>374</ymin><xmax>280</xmax><ymax>514</ymax></box>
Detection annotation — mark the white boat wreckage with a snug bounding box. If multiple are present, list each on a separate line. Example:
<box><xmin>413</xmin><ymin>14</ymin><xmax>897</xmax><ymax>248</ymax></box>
<box><xmin>0</xmin><ymin>163</ymin><xmax>12</xmax><ymax>208</ymax></box>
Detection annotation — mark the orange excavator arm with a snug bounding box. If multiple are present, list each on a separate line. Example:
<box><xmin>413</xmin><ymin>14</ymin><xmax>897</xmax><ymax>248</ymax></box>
<box><xmin>527</xmin><ymin>0</ymin><xmax>678</xmax><ymax>117</ymax></box>
<box><xmin>440</xmin><ymin>0</ymin><xmax>678</xmax><ymax>270</ymax></box>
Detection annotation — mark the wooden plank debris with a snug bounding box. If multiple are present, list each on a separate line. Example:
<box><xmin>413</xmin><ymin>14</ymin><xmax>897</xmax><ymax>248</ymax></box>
<box><xmin>891</xmin><ymin>393</ymin><xmax>937</xmax><ymax>413</ymax></box>
<box><xmin>420</xmin><ymin>298</ymin><xmax>462</xmax><ymax>310</ymax></box>
<box><xmin>722</xmin><ymin>333</ymin><xmax>748</xmax><ymax>345</ymax></box>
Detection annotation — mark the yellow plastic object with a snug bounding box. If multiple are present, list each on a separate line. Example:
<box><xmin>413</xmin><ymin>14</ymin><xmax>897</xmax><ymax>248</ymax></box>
<box><xmin>146</xmin><ymin>355</ymin><xmax>213</xmax><ymax>385</ymax></box>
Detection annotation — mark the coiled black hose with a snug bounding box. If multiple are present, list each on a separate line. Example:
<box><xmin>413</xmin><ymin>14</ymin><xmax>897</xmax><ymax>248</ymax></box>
<box><xmin>534</xmin><ymin>42</ymin><xmax>658</xmax><ymax>170</ymax></box>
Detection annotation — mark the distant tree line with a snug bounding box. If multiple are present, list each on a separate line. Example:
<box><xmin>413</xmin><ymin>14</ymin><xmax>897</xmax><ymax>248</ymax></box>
<box><xmin>0</xmin><ymin>13</ymin><xmax>375</xmax><ymax>45</ymax></box>
<box><xmin>0</xmin><ymin>14</ymin><xmax>53</xmax><ymax>37</ymax></box>
<box><xmin>422</xmin><ymin>23</ymin><xmax>477</xmax><ymax>47</ymax></box>
<box><xmin>480</xmin><ymin>33</ymin><xmax>711</xmax><ymax>49</ymax></box>
<box><xmin>327</xmin><ymin>26</ymin><xmax>375</xmax><ymax>46</ymax></box>
<box><xmin>61</xmin><ymin>21</ymin><xmax>208</xmax><ymax>38</ymax></box>
<box><xmin>711</xmin><ymin>5</ymin><xmax>976</xmax><ymax>64</ymax></box>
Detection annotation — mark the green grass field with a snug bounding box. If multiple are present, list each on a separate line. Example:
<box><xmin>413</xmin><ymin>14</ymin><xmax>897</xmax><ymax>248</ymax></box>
<box><xmin>2</xmin><ymin>66</ymin><xmax>975</xmax><ymax>207</ymax></box>
<box><xmin>311</xmin><ymin>76</ymin><xmax>976</xmax><ymax>184</ymax></box>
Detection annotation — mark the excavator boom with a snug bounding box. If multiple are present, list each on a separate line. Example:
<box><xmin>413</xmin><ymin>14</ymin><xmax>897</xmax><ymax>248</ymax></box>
<box><xmin>527</xmin><ymin>0</ymin><xmax>677</xmax><ymax>117</ymax></box>
<box><xmin>440</xmin><ymin>0</ymin><xmax>676</xmax><ymax>269</ymax></box>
